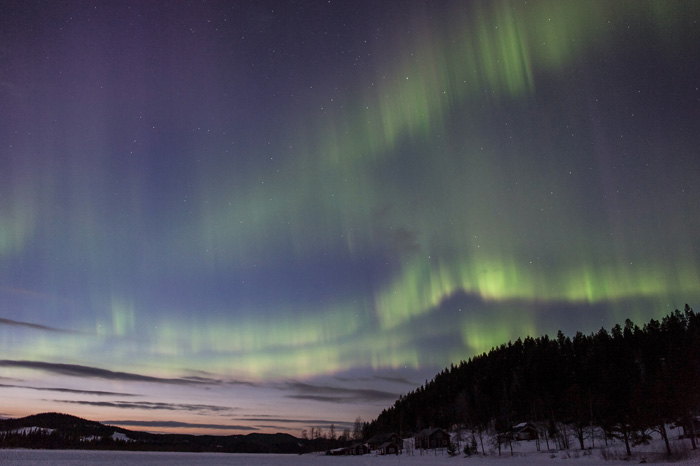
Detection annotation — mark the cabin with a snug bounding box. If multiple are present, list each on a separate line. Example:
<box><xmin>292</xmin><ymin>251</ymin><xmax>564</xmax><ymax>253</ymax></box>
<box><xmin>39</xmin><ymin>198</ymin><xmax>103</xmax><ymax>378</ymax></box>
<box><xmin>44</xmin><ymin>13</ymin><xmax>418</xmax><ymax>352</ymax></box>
<box><xmin>349</xmin><ymin>442</ymin><xmax>369</xmax><ymax>455</ymax></box>
<box><xmin>326</xmin><ymin>447</ymin><xmax>348</xmax><ymax>456</ymax></box>
<box><xmin>327</xmin><ymin>443</ymin><xmax>369</xmax><ymax>456</ymax></box>
<box><xmin>414</xmin><ymin>427</ymin><xmax>450</xmax><ymax>450</ymax></box>
<box><xmin>511</xmin><ymin>422</ymin><xmax>538</xmax><ymax>441</ymax></box>
<box><xmin>377</xmin><ymin>441</ymin><xmax>400</xmax><ymax>455</ymax></box>
<box><xmin>366</xmin><ymin>432</ymin><xmax>400</xmax><ymax>452</ymax></box>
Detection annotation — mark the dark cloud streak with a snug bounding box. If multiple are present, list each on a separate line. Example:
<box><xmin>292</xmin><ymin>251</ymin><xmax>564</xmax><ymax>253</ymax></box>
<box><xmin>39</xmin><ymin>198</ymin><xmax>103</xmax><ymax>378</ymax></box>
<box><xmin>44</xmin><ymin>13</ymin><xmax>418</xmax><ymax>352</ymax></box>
<box><xmin>283</xmin><ymin>381</ymin><xmax>398</xmax><ymax>403</ymax></box>
<box><xmin>104</xmin><ymin>420</ymin><xmax>257</xmax><ymax>431</ymax></box>
<box><xmin>334</xmin><ymin>374</ymin><xmax>416</xmax><ymax>386</ymax></box>
<box><xmin>0</xmin><ymin>317</ymin><xmax>77</xmax><ymax>334</ymax></box>
<box><xmin>240</xmin><ymin>416</ymin><xmax>343</xmax><ymax>424</ymax></box>
<box><xmin>0</xmin><ymin>360</ymin><xmax>220</xmax><ymax>385</ymax></box>
<box><xmin>0</xmin><ymin>383</ymin><xmax>136</xmax><ymax>397</ymax></box>
<box><xmin>55</xmin><ymin>399</ymin><xmax>234</xmax><ymax>413</ymax></box>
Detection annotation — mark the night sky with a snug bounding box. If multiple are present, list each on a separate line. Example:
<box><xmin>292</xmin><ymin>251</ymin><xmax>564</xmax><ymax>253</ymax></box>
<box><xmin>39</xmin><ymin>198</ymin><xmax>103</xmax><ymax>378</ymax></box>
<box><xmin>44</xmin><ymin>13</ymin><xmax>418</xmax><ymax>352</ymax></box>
<box><xmin>1</xmin><ymin>0</ymin><xmax>699</xmax><ymax>435</ymax></box>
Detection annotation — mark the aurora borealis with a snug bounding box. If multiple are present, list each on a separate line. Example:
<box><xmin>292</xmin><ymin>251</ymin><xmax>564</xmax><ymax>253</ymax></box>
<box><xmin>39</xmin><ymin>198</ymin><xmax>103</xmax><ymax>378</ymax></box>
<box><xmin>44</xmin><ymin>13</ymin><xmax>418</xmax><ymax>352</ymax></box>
<box><xmin>1</xmin><ymin>0</ymin><xmax>699</xmax><ymax>435</ymax></box>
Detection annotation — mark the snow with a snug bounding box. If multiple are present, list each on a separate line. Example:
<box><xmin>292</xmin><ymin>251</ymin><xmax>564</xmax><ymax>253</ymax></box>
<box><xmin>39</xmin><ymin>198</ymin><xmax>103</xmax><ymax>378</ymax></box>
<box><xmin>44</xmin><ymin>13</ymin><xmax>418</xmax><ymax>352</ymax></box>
<box><xmin>3</xmin><ymin>426</ymin><xmax>132</xmax><ymax>443</ymax></box>
<box><xmin>5</xmin><ymin>426</ymin><xmax>55</xmax><ymax>435</ymax></box>
<box><xmin>111</xmin><ymin>431</ymin><xmax>132</xmax><ymax>441</ymax></box>
<box><xmin>0</xmin><ymin>447</ymin><xmax>697</xmax><ymax>465</ymax></box>
<box><xmin>0</xmin><ymin>425</ymin><xmax>698</xmax><ymax>465</ymax></box>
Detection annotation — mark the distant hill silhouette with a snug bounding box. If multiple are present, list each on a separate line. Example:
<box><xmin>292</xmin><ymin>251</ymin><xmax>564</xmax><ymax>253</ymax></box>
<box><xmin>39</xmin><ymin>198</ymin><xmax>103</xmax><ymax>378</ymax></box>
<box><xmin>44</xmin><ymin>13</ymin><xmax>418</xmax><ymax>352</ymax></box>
<box><xmin>0</xmin><ymin>412</ymin><xmax>302</xmax><ymax>453</ymax></box>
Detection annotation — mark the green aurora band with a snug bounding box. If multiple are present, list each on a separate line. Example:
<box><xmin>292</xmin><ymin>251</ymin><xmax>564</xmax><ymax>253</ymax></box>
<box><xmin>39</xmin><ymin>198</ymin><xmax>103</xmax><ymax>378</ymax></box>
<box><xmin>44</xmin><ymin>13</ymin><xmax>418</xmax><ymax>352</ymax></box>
<box><xmin>2</xmin><ymin>0</ymin><xmax>699</xmax><ymax>382</ymax></box>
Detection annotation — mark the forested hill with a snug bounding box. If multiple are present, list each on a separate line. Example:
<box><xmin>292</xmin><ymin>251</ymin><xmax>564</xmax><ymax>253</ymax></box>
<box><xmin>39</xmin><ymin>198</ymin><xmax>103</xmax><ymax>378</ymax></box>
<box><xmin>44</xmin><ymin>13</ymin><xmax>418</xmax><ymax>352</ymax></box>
<box><xmin>0</xmin><ymin>412</ymin><xmax>302</xmax><ymax>453</ymax></box>
<box><xmin>365</xmin><ymin>305</ymin><xmax>699</xmax><ymax>454</ymax></box>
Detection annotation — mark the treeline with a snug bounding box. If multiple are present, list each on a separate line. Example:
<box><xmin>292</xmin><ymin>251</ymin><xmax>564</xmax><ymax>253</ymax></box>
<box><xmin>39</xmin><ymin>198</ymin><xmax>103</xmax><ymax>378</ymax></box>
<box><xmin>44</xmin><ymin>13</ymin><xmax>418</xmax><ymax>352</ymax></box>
<box><xmin>0</xmin><ymin>429</ymin><xmax>131</xmax><ymax>451</ymax></box>
<box><xmin>298</xmin><ymin>418</ymin><xmax>366</xmax><ymax>453</ymax></box>
<box><xmin>366</xmin><ymin>305</ymin><xmax>700</xmax><ymax>456</ymax></box>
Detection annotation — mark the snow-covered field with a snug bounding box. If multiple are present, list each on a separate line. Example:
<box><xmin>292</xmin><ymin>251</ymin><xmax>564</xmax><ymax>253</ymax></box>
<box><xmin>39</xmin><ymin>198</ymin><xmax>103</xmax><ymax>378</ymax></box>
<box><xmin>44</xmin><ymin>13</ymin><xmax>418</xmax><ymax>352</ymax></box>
<box><xmin>1</xmin><ymin>442</ymin><xmax>698</xmax><ymax>466</ymax></box>
<box><xmin>1</xmin><ymin>427</ymin><xmax>698</xmax><ymax>465</ymax></box>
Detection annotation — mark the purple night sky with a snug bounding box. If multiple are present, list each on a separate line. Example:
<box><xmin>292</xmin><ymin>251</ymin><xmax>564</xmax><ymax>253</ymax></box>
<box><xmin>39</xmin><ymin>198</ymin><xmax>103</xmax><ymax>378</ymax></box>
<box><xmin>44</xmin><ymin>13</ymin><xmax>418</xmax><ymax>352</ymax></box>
<box><xmin>1</xmin><ymin>1</ymin><xmax>699</xmax><ymax>434</ymax></box>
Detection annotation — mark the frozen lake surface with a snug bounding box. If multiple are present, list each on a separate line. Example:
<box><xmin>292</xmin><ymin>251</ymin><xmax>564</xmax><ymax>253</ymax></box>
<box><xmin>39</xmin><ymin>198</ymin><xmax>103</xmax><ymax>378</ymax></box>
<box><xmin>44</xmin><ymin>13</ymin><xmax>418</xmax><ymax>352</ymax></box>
<box><xmin>1</xmin><ymin>447</ymin><xmax>698</xmax><ymax>466</ymax></box>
